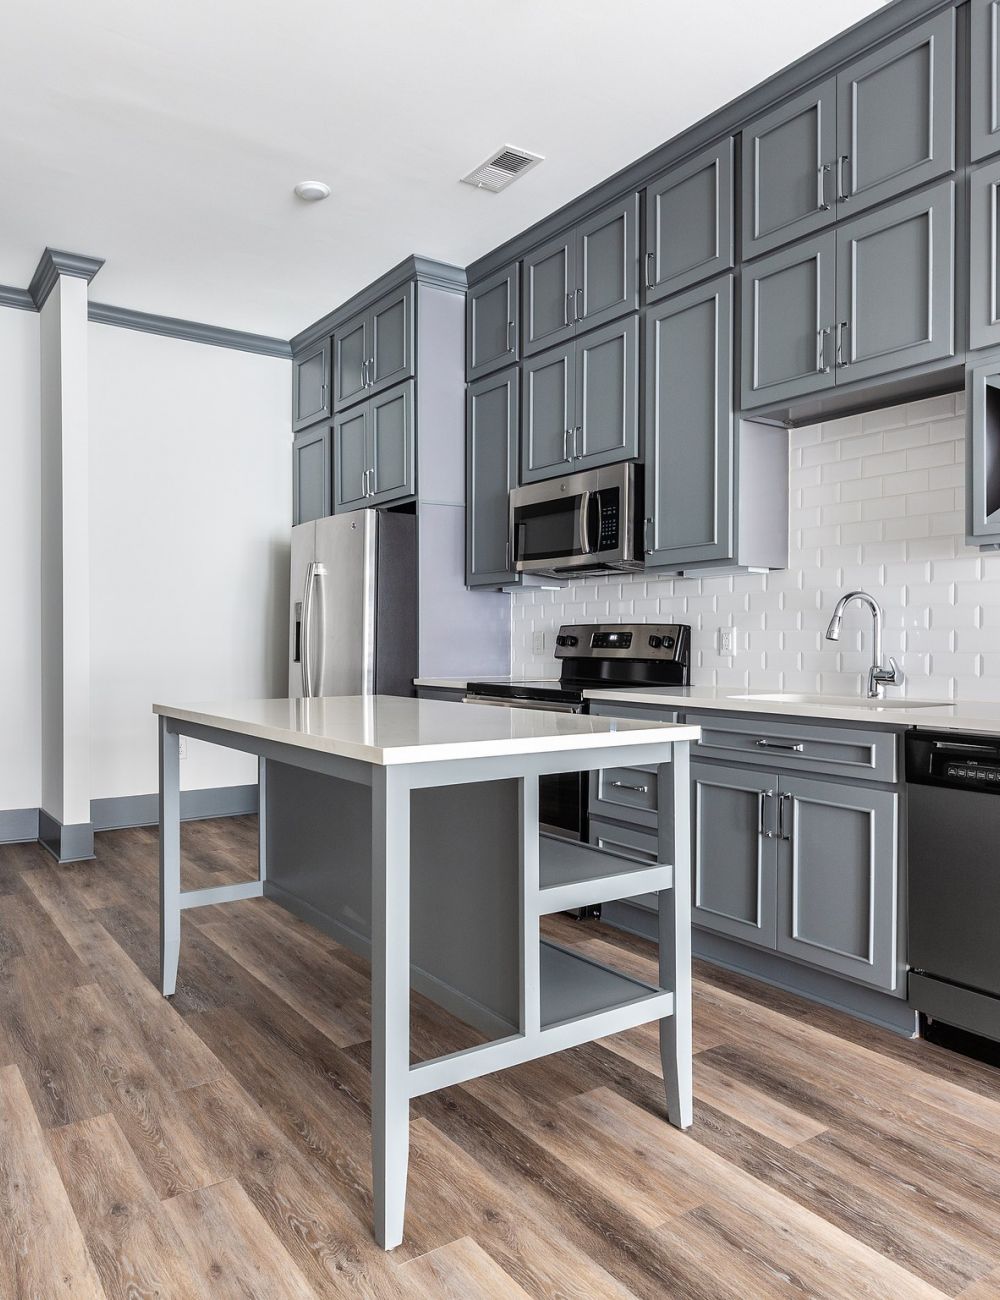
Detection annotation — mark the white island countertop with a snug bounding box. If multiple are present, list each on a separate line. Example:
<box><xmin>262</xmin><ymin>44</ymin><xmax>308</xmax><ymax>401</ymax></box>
<box><xmin>153</xmin><ymin>695</ymin><xmax>700</xmax><ymax>766</ymax></box>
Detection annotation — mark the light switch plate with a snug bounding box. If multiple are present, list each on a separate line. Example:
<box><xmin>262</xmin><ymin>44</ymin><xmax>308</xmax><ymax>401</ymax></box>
<box><xmin>532</xmin><ymin>631</ymin><xmax>545</xmax><ymax>655</ymax></box>
<box><xmin>178</xmin><ymin>737</ymin><xmax>188</xmax><ymax>760</ymax></box>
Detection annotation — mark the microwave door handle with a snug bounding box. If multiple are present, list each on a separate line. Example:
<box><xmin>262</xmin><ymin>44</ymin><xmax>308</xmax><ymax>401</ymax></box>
<box><xmin>578</xmin><ymin>489</ymin><xmax>592</xmax><ymax>555</ymax></box>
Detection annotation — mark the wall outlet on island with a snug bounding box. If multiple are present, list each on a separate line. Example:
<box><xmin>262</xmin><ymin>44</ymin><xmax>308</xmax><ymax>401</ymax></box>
<box><xmin>718</xmin><ymin>628</ymin><xmax>738</xmax><ymax>656</ymax></box>
<box><xmin>178</xmin><ymin>737</ymin><xmax>188</xmax><ymax>760</ymax></box>
<box><xmin>532</xmin><ymin>631</ymin><xmax>545</xmax><ymax>655</ymax></box>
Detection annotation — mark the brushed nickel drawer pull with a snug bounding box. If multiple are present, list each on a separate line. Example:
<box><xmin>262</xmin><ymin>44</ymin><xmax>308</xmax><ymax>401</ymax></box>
<box><xmin>609</xmin><ymin>780</ymin><xmax>650</xmax><ymax>794</ymax></box>
<box><xmin>755</xmin><ymin>739</ymin><xmax>804</xmax><ymax>753</ymax></box>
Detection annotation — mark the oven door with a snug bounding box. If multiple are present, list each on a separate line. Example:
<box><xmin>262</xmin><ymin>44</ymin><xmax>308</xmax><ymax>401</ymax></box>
<box><xmin>510</xmin><ymin>464</ymin><xmax>634</xmax><ymax>574</ymax></box>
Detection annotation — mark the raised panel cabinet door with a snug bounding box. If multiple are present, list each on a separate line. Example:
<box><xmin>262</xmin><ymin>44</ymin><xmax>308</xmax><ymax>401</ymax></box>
<box><xmin>836</xmin><ymin>9</ymin><xmax>955</xmax><ymax>213</ymax></box>
<box><xmin>575</xmin><ymin>194</ymin><xmax>640</xmax><ymax>332</ymax></box>
<box><xmin>645</xmin><ymin>139</ymin><xmax>734</xmax><ymax>302</ymax></box>
<box><xmin>369</xmin><ymin>381</ymin><xmax>415</xmax><ymax>506</ymax></box>
<box><xmin>466</xmin><ymin>367</ymin><xmax>518</xmax><ymax>586</ymax></box>
<box><xmin>292</xmin><ymin>339</ymin><xmax>331</xmax><ymax>432</ymax></box>
<box><xmin>292</xmin><ymin>427</ymin><xmax>331</xmax><ymax>525</ymax></box>
<box><xmin>332</xmin><ymin>405</ymin><xmax>370</xmax><ymax>513</ymax></box>
<box><xmin>971</xmin><ymin>0</ymin><xmax>1000</xmax><ymax>161</ymax></box>
<box><xmin>574</xmin><ymin>315</ymin><xmax>639</xmax><ymax>469</ymax></box>
<box><xmin>834</xmin><ymin>181</ymin><xmax>954</xmax><ymax>384</ymax></box>
<box><xmin>645</xmin><ymin>276</ymin><xmax>733</xmax><ymax>569</ymax></box>
<box><xmin>334</xmin><ymin>314</ymin><xmax>368</xmax><ymax>410</ymax></box>
<box><xmin>741</xmin><ymin>79</ymin><xmax>837</xmax><ymax>259</ymax></box>
<box><xmin>970</xmin><ymin>159</ymin><xmax>1000</xmax><ymax>352</ymax></box>
<box><xmin>776</xmin><ymin>777</ymin><xmax>899</xmax><ymax>991</ymax></box>
<box><xmin>367</xmin><ymin>283</ymin><xmax>414</xmax><ymax>397</ymax></box>
<box><xmin>740</xmin><ymin>233</ymin><xmax>836</xmax><ymax>410</ymax></box>
<box><xmin>522</xmin><ymin>232</ymin><xmax>576</xmax><ymax>357</ymax></box>
<box><xmin>691</xmin><ymin>761</ymin><xmax>778</xmax><ymax>948</ymax></box>
<box><xmin>520</xmin><ymin>342</ymin><xmax>576</xmax><ymax>482</ymax></box>
<box><xmin>467</xmin><ymin>264</ymin><xmax>519</xmax><ymax>380</ymax></box>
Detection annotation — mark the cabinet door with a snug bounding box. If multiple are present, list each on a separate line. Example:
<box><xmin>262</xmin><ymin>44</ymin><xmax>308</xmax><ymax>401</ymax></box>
<box><xmin>646</xmin><ymin>276</ymin><xmax>733</xmax><ymax>569</ymax></box>
<box><xmin>523</xmin><ymin>232</ymin><xmax>576</xmax><ymax>357</ymax></box>
<box><xmin>574</xmin><ymin>316</ymin><xmax>639</xmax><ymax>470</ymax></box>
<box><xmin>776</xmin><ymin>777</ymin><xmax>898</xmax><ymax>991</ymax></box>
<box><xmin>367</xmin><ymin>283</ymin><xmax>414</xmax><ymax>397</ymax></box>
<box><xmin>575</xmin><ymin>194</ymin><xmax>640</xmax><ymax>332</ymax></box>
<box><xmin>369</xmin><ymin>381</ymin><xmax>414</xmax><ymax>506</ymax></box>
<box><xmin>740</xmin><ymin>234</ymin><xmax>836</xmax><ymax>409</ymax></box>
<box><xmin>972</xmin><ymin>0</ymin><xmax>1000</xmax><ymax>161</ymax></box>
<box><xmin>332</xmin><ymin>405</ymin><xmax>370</xmax><ymax>513</ymax></box>
<box><xmin>646</xmin><ymin>139</ymin><xmax>733</xmax><ymax>302</ymax></box>
<box><xmin>334</xmin><ymin>314</ymin><xmax>368</xmax><ymax>411</ymax></box>
<box><xmin>292</xmin><ymin>427</ymin><xmax>331</xmax><ymax>525</ymax></box>
<box><xmin>970</xmin><ymin>160</ymin><xmax>1000</xmax><ymax>352</ymax></box>
<box><xmin>466</xmin><ymin>367</ymin><xmax>518</xmax><ymax>586</ymax></box>
<box><xmin>834</xmin><ymin>181</ymin><xmax>954</xmax><ymax>384</ymax></box>
<box><xmin>467</xmin><ymin>264</ymin><xmax>518</xmax><ymax>380</ymax></box>
<box><xmin>292</xmin><ymin>339</ymin><xmax>331</xmax><ymax>432</ymax></box>
<box><xmin>691</xmin><ymin>762</ymin><xmax>778</xmax><ymax>947</ymax></box>
<box><xmin>741</xmin><ymin>80</ymin><xmax>837</xmax><ymax>259</ymax></box>
<box><xmin>520</xmin><ymin>342</ymin><xmax>576</xmax><ymax>482</ymax></box>
<box><xmin>836</xmin><ymin>9</ymin><xmax>955</xmax><ymax>213</ymax></box>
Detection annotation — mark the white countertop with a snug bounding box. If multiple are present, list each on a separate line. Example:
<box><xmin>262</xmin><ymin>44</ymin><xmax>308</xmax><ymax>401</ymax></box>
<box><xmin>414</xmin><ymin>675</ymin><xmax>558</xmax><ymax>691</ymax></box>
<box><xmin>153</xmin><ymin>696</ymin><xmax>700</xmax><ymax>766</ymax></box>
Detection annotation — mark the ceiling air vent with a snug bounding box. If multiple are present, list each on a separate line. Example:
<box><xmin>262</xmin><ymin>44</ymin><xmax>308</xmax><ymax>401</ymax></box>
<box><xmin>461</xmin><ymin>145</ymin><xmax>544</xmax><ymax>193</ymax></box>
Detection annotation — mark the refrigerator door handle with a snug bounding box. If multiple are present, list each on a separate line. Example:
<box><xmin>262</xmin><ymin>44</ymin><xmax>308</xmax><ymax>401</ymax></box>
<box><xmin>300</xmin><ymin>561</ymin><xmax>317</xmax><ymax>696</ymax></box>
<box><xmin>312</xmin><ymin>563</ymin><xmax>328</xmax><ymax>696</ymax></box>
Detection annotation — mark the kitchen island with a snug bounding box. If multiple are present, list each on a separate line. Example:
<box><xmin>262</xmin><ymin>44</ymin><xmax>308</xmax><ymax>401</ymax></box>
<box><xmin>153</xmin><ymin>695</ymin><xmax>700</xmax><ymax>1249</ymax></box>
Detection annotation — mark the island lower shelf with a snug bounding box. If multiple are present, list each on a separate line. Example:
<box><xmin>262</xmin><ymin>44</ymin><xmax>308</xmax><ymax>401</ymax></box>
<box><xmin>540</xmin><ymin>939</ymin><xmax>669</xmax><ymax>1028</ymax></box>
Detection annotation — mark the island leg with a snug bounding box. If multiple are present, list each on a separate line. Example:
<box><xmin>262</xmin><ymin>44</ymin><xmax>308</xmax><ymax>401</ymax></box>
<box><xmin>370</xmin><ymin>766</ymin><xmax>412</xmax><ymax>1249</ymax></box>
<box><xmin>159</xmin><ymin>717</ymin><xmax>181</xmax><ymax>997</ymax></box>
<box><xmin>659</xmin><ymin>742</ymin><xmax>693</xmax><ymax>1128</ymax></box>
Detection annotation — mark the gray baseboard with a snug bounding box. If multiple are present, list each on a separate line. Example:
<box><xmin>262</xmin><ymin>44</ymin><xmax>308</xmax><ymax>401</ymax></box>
<box><xmin>602</xmin><ymin>899</ymin><xmax>919</xmax><ymax>1038</ymax></box>
<box><xmin>38</xmin><ymin>809</ymin><xmax>96</xmax><ymax>863</ymax></box>
<box><xmin>0</xmin><ymin>807</ymin><xmax>40</xmax><ymax>844</ymax></box>
<box><xmin>91</xmin><ymin>783</ymin><xmax>258</xmax><ymax>831</ymax></box>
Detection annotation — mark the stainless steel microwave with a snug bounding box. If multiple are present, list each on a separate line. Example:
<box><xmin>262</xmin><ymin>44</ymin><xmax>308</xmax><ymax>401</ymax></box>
<box><xmin>509</xmin><ymin>463</ymin><xmax>643</xmax><ymax>576</ymax></box>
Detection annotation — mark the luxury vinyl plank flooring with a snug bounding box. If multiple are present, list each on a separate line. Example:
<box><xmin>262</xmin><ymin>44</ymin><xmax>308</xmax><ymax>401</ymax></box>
<box><xmin>1</xmin><ymin>818</ymin><xmax>999</xmax><ymax>1297</ymax></box>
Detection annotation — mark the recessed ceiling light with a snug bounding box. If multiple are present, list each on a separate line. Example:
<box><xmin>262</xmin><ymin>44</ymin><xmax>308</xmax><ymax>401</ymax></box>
<box><xmin>294</xmin><ymin>181</ymin><xmax>331</xmax><ymax>202</ymax></box>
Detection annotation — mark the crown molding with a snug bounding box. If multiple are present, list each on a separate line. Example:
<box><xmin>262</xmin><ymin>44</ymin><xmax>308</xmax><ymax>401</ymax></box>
<box><xmin>28</xmin><ymin>247</ymin><xmax>105</xmax><ymax>309</ymax></box>
<box><xmin>0</xmin><ymin>284</ymin><xmax>35</xmax><ymax>312</ymax></box>
<box><xmin>88</xmin><ymin>302</ymin><xmax>291</xmax><ymax>358</ymax></box>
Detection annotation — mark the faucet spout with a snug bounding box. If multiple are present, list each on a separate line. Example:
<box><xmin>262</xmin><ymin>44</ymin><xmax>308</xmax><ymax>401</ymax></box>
<box><xmin>824</xmin><ymin>590</ymin><xmax>902</xmax><ymax>699</ymax></box>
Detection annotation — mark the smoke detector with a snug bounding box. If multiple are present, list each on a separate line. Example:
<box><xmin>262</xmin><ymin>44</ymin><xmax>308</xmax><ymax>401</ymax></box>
<box><xmin>294</xmin><ymin>181</ymin><xmax>331</xmax><ymax>202</ymax></box>
<box><xmin>461</xmin><ymin>145</ymin><xmax>544</xmax><ymax>193</ymax></box>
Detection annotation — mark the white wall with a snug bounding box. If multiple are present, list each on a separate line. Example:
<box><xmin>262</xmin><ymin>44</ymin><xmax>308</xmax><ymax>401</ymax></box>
<box><xmin>88</xmin><ymin>325</ymin><xmax>291</xmax><ymax>799</ymax></box>
<box><xmin>0</xmin><ymin>306</ymin><xmax>41</xmax><ymax>811</ymax></box>
<box><xmin>512</xmin><ymin>392</ymin><xmax>997</xmax><ymax>703</ymax></box>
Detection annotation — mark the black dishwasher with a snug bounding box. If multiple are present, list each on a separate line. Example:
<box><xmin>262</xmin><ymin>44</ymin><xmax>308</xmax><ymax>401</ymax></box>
<box><xmin>907</xmin><ymin>730</ymin><xmax>1000</xmax><ymax>1049</ymax></box>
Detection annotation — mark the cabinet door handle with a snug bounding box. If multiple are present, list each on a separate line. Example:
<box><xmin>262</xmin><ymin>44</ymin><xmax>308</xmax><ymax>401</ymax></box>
<box><xmin>836</xmin><ymin>320</ymin><xmax>850</xmax><ymax>368</ymax></box>
<box><xmin>574</xmin><ymin>425</ymin><xmax>582</xmax><ymax>459</ymax></box>
<box><xmin>816</xmin><ymin>162</ymin><xmax>832</xmax><ymax>212</ymax></box>
<box><xmin>816</xmin><ymin>326</ymin><xmax>831</xmax><ymax>374</ymax></box>
<box><xmin>505</xmin><ymin>320</ymin><xmax>514</xmax><ymax>353</ymax></box>
<box><xmin>565</xmin><ymin>293</ymin><xmax>574</xmax><ymax>326</ymax></box>
<box><xmin>368</xmin><ymin>356</ymin><xmax>377</xmax><ymax>386</ymax></box>
<box><xmin>361</xmin><ymin>360</ymin><xmax>369</xmax><ymax>388</ymax></box>
<box><xmin>755</xmin><ymin>739</ymin><xmax>804</xmax><ymax>752</ymax></box>
<box><xmin>644</xmin><ymin>516</ymin><xmax>653</xmax><ymax>553</ymax></box>
<box><xmin>645</xmin><ymin>250</ymin><xmax>656</xmax><ymax>289</ymax></box>
<box><xmin>759</xmin><ymin>789</ymin><xmax>777</xmax><ymax>838</ymax></box>
<box><xmin>563</xmin><ymin>428</ymin><xmax>573</xmax><ymax>462</ymax></box>
<box><xmin>836</xmin><ymin>154</ymin><xmax>851</xmax><ymax>202</ymax></box>
<box><xmin>576</xmin><ymin>287</ymin><xmax>584</xmax><ymax>321</ymax></box>
<box><xmin>505</xmin><ymin>540</ymin><xmax>511</xmax><ymax>570</ymax></box>
<box><xmin>778</xmin><ymin>792</ymin><xmax>793</xmax><ymax>841</ymax></box>
<box><xmin>610</xmin><ymin>780</ymin><xmax>650</xmax><ymax>794</ymax></box>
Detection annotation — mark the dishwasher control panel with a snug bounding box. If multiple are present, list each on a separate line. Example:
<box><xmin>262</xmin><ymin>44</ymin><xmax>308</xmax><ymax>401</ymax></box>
<box><xmin>906</xmin><ymin>730</ymin><xmax>1000</xmax><ymax>793</ymax></box>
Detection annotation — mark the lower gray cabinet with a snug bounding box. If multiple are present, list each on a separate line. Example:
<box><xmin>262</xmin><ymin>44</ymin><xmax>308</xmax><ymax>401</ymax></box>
<box><xmin>466</xmin><ymin>367</ymin><xmax>518</xmax><ymax>586</ymax></box>
<box><xmin>292</xmin><ymin>426</ymin><xmax>331</xmax><ymax>525</ymax></box>
<box><xmin>333</xmin><ymin>381</ymin><xmax>414</xmax><ymax>513</ymax></box>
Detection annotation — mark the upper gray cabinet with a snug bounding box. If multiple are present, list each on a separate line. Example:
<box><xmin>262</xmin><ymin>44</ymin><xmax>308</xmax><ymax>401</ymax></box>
<box><xmin>971</xmin><ymin>0</ymin><xmax>1000</xmax><ymax>161</ymax></box>
<box><xmin>333</xmin><ymin>382</ymin><xmax>415</xmax><ymax>513</ymax></box>
<box><xmin>334</xmin><ymin>283</ymin><xmax>414</xmax><ymax>410</ymax></box>
<box><xmin>467</xmin><ymin>264</ymin><xmax>518</xmax><ymax>381</ymax></box>
<box><xmin>645</xmin><ymin>139</ymin><xmax>734</xmax><ymax>302</ymax></box>
<box><xmin>741</xmin><ymin>11</ymin><xmax>955</xmax><ymax>260</ymax></box>
<box><xmin>292</xmin><ymin>426</ymin><xmax>331</xmax><ymax>525</ymax></box>
<box><xmin>520</xmin><ymin>316</ymin><xmax>639</xmax><ymax>482</ymax></box>
<box><xmin>466</xmin><ymin>367</ymin><xmax>518</xmax><ymax>587</ymax></box>
<box><xmin>292</xmin><ymin>339</ymin><xmax>331</xmax><ymax>432</ymax></box>
<box><xmin>645</xmin><ymin>276</ymin><xmax>733</xmax><ymax>569</ymax></box>
<box><xmin>522</xmin><ymin>195</ymin><xmax>639</xmax><ymax>356</ymax></box>
<box><xmin>970</xmin><ymin>158</ymin><xmax>1000</xmax><ymax>352</ymax></box>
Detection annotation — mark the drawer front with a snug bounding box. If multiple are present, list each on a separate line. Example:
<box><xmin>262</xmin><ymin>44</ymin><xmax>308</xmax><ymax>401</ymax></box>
<box><xmin>587</xmin><ymin>700</ymin><xmax>679</xmax><ymax>724</ymax></box>
<box><xmin>590</xmin><ymin>765</ymin><xmax>658</xmax><ymax>828</ymax></box>
<box><xmin>682</xmin><ymin>711</ymin><xmax>897</xmax><ymax>783</ymax></box>
<box><xmin>588</xmin><ymin>819</ymin><xmax>659</xmax><ymax>912</ymax></box>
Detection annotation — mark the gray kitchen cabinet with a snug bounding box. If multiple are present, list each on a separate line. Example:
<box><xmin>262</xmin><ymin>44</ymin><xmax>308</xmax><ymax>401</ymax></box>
<box><xmin>292</xmin><ymin>426</ymin><xmax>331</xmax><ymax>525</ymax></box>
<box><xmin>333</xmin><ymin>283</ymin><xmax>414</xmax><ymax>410</ymax></box>
<box><xmin>332</xmin><ymin>406</ymin><xmax>369</xmax><ymax>512</ymax></box>
<box><xmin>292</xmin><ymin>339</ymin><xmax>331</xmax><ymax>432</ymax></box>
<box><xmin>467</xmin><ymin>264</ymin><xmax>518</xmax><ymax>380</ymax></box>
<box><xmin>333</xmin><ymin>382</ymin><xmax>415</xmax><ymax>513</ymax></box>
<box><xmin>970</xmin><ymin>159</ymin><xmax>1000</xmax><ymax>352</ymax></box>
<box><xmin>645</xmin><ymin>275</ymin><xmax>733</xmax><ymax>569</ymax></box>
<box><xmin>466</xmin><ymin>367</ymin><xmax>518</xmax><ymax>586</ymax></box>
<box><xmin>520</xmin><ymin>318</ymin><xmax>639</xmax><ymax>482</ymax></box>
<box><xmin>645</xmin><ymin>138</ymin><xmax>734</xmax><ymax>301</ymax></box>
<box><xmin>334</xmin><ymin>315</ymin><xmax>368</xmax><ymax>410</ymax></box>
<box><xmin>522</xmin><ymin>195</ymin><xmax>639</xmax><ymax>357</ymax></box>
<box><xmin>776</xmin><ymin>776</ymin><xmax>899</xmax><ymax>991</ymax></box>
<box><xmin>971</xmin><ymin>0</ymin><xmax>1000</xmax><ymax>161</ymax></box>
<box><xmin>966</xmin><ymin>354</ymin><xmax>1000</xmax><ymax>544</ymax></box>
<box><xmin>691</xmin><ymin>761</ymin><xmax>778</xmax><ymax>948</ymax></box>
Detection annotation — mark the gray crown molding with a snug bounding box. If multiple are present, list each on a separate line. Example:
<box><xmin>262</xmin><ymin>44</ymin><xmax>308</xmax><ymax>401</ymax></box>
<box><xmin>28</xmin><ymin>247</ymin><xmax>105</xmax><ymax>309</ymax></box>
<box><xmin>466</xmin><ymin>0</ymin><xmax>956</xmax><ymax>284</ymax></box>
<box><xmin>291</xmin><ymin>254</ymin><xmax>467</xmax><ymax>356</ymax></box>
<box><xmin>88</xmin><ymin>301</ymin><xmax>291</xmax><ymax>358</ymax></box>
<box><xmin>0</xmin><ymin>284</ymin><xmax>35</xmax><ymax>312</ymax></box>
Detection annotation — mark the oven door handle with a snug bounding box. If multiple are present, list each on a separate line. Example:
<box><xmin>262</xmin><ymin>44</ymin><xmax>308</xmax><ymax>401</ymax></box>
<box><xmin>462</xmin><ymin>695</ymin><xmax>582</xmax><ymax>714</ymax></box>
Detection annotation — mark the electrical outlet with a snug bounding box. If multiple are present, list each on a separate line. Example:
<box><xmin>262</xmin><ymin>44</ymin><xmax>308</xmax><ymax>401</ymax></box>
<box><xmin>532</xmin><ymin>631</ymin><xmax>545</xmax><ymax>655</ymax></box>
<box><xmin>178</xmin><ymin>737</ymin><xmax>188</xmax><ymax>760</ymax></box>
<box><xmin>718</xmin><ymin>628</ymin><xmax>737</xmax><ymax>656</ymax></box>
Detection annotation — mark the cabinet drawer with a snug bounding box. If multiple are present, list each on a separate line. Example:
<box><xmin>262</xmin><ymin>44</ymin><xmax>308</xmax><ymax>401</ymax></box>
<box><xmin>683</xmin><ymin>711</ymin><xmax>897</xmax><ymax>783</ymax></box>
<box><xmin>590</xmin><ymin>765</ymin><xmax>657</xmax><ymax>828</ymax></box>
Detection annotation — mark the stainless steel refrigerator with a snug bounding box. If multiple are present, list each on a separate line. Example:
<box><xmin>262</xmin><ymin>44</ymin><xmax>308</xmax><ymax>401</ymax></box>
<box><xmin>288</xmin><ymin>511</ymin><xmax>417</xmax><ymax>698</ymax></box>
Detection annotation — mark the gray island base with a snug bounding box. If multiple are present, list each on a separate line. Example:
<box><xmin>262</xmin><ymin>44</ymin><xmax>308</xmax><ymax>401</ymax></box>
<box><xmin>154</xmin><ymin>695</ymin><xmax>699</xmax><ymax>1249</ymax></box>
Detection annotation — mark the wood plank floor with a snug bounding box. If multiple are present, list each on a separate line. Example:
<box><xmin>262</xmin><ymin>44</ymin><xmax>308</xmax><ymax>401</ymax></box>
<box><xmin>2</xmin><ymin>816</ymin><xmax>1000</xmax><ymax>1298</ymax></box>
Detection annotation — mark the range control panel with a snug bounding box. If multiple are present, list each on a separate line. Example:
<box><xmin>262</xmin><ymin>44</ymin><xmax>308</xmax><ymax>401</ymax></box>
<box><xmin>554</xmin><ymin>622</ymin><xmax>689</xmax><ymax>661</ymax></box>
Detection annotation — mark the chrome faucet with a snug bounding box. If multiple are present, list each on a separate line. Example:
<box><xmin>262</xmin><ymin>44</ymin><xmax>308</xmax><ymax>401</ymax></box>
<box><xmin>824</xmin><ymin>590</ymin><xmax>903</xmax><ymax>699</ymax></box>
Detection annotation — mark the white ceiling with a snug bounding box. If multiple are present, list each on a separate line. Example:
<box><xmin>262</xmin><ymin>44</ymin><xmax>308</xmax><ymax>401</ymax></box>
<box><xmin>1</xmin><ymin>0</ymin><xmax>883</xmax><ymax>339</ymax></box>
